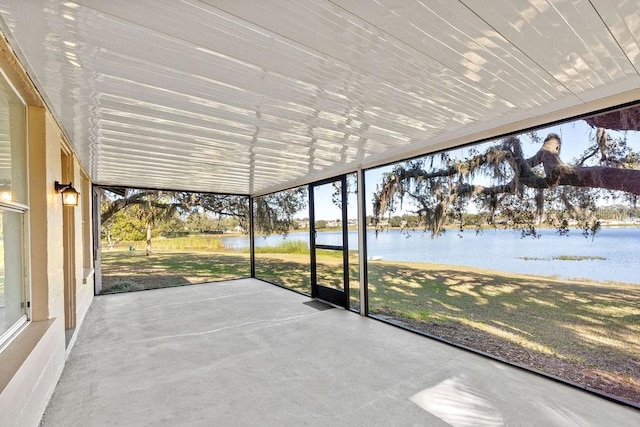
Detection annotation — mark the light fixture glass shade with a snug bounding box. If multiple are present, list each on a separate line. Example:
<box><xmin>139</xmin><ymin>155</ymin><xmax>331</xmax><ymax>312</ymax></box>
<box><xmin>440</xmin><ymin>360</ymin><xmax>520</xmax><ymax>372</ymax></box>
<box><xmin>61</xmin><ymin>187</ymin><xmax>79</xmax><ymax>206</ymax></box>
<box><xmin>55</xmin><ymin>181</ymin><xmax>80</xmax><ymax>206</ymax></box>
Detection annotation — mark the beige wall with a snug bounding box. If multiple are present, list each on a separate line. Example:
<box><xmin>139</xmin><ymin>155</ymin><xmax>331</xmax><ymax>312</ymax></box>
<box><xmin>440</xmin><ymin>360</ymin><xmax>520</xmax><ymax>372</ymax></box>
<box><xmin>0</xmin><ymin>35</ymin><xmax>94</xmax><ymax>426</ymax></box>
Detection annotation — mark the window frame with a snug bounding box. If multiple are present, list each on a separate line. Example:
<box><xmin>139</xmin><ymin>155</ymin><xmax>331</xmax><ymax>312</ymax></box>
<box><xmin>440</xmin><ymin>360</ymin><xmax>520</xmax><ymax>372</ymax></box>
<box><xmin>0</xmin><ymin>200</ymin><xmax>30</xmax><ymax>350</ymax></box>
<box><xmin>0</xmin><ymin>67</ymin><xmax>30</xmax><ymax>350</ymax></box>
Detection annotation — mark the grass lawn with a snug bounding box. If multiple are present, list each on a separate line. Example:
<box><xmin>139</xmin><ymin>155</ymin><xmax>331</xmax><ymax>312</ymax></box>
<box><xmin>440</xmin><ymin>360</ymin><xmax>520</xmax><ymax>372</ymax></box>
<box><xmin>254</xmin><ymin>252</ymin><xmax>311</xmax><ymax>293</ymax></box>
<box><xmin>253</xmin><ymin>252</ymin><xmax>361</xmax><ymax>310</ymax></box>
<box><xmin>101</xmin><ymin>249</ymin><xmax>251</xmax><ymax>292</ymax></box>
<box><xmin>366</xmin><ymin>260</ymin><xmax>640</xmax><ymax>403</ymax></box>
<box><xmin>100</xmin><ymin>242</ymin><xmax>639</xmax><ymax>404</ymax></box>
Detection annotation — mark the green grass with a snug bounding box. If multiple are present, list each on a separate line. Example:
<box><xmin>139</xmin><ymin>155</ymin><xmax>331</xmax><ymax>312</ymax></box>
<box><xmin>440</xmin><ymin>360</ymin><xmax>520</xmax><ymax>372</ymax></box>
<box><xmin>365</xmin><ymin>260</ymin><xmax>639</xmax><ymax>351</ymax></box>
<box><xmin>252</xmin><ymin>240</ymin><xmax>309</xmax><ymax>254</ymax></box>
<box><xmin>251</xmin><ymin>240</ymin><xmax>348</xmax><ymax>259</ymax></box>
<box><xmin>254</xmin><ymin>254</ymin><xmax>639</xmax><ymax>401</ymax></box>
<box><xmin>121</xmin><ymin>234</ymin><xmax>228</xmax><ymax>251</ymax></box>
<box><xmin>364</xmin><ymin>260</ymin><xmax>640</xmax><ymax>401</ymax></box>
<box><xmin>100</xmin><ymin>250</ymin><xmax>250</xmax><ymax>294</ymax></box>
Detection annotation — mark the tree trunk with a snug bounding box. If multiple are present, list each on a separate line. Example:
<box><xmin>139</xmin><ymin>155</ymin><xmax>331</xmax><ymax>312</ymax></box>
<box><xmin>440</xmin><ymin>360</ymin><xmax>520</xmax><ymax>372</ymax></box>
<box><xmin>106</xmin><ymin>229</ymin><xmax>113</xmax><ymax>249</ymax></box>
<box><xmin>145</xmin><ymin>223</ymin><xmax>152</xmax><ymax>256</ymax></box>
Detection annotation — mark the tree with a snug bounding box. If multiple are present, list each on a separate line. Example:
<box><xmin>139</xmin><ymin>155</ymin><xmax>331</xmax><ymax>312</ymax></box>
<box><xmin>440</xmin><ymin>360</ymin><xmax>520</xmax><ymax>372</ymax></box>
<box><xmin>135</xmin><ymin>192</ymin><xmax>178</xmax><ymax>255</ymax></box>
<box><xmin>184</xmin><ymin>211</ymin><xmax>217</xmax><ymax>233</ymax></box>
<box><xmin>388</xmin><ymin>216</ymin><xmax>403</xmax><ymax>228</ymax></box>
<box><xmin>402</xmin><ymin>214</ymin><xmax>420</xmax><ymax>228</ymax></box>
<box><xmin>102</xmin><ymin>190</ymin><xmax>251</xmax><ymax>254</ymax></box>
<box><xmin>101</xmin><ymin>190</ymin><xmax>249</xmax><ymax>227</ymax></box>
<box><xmin>373</xmin><ymin>107</ymin><xmax>640</xmax><ymax>238</ymax></box>
<box><xmin>253</xmin><ymin>187</ymin><xmax>308</xmax><ymax>235</ymax></box>
<box><xmin>174</xmin><ymin>192</ymin><xmax>250</xmax><ymax>230</ymax></box>
<box><xmin>101</xmin><ymin>186</ymin><xmax>307</xmax><ymax>247</ymax></box>
<box><xmin>102</xmin><ymin>208</ymin><xmax>146</xmax><ymax>245</ymax></box>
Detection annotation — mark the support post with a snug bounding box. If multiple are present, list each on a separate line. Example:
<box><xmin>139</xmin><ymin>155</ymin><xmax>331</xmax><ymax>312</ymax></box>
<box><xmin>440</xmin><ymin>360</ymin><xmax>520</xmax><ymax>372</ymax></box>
<box><xmin>357</xmin><ymin>167</ymin><xmax>368</xmax><ymax>316</ymax></box>
<box><xmin>249</xmin><ymin>197</ymin><xmax>255</xmax><ymax>278</ymax></box>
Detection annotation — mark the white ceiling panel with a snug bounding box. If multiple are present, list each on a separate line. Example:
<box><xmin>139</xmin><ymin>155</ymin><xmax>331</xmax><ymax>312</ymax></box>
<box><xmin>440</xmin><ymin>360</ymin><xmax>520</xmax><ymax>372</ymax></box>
<box><xmin>461</xmin><ymin>0</ymin><xmax>637</xmax><ymax>94</ymax></box>
<box><xmin>591</xmin><ymin>0</ymin><xmax>640</xmax><ymax>71</ymax></box>
<box><xmin>0</xmin><ymin>0</ymin><xmax>638</xmax><ymax>195</ymax></box>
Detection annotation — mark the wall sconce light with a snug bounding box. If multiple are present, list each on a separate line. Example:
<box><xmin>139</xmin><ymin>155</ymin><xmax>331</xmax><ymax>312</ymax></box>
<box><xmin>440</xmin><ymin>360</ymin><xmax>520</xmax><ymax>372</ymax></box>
<box><xmin>55</xmin><ymin>181</ymin><xmax>80</xmax><ymax>206</ymax></box>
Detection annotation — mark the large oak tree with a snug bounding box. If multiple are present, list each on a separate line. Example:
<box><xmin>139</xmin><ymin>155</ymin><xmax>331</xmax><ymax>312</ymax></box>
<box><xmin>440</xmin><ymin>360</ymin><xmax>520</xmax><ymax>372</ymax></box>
<box><xmin>100</xmin><ymin>187</ymin><xmax>307</xmax><ymax>248</ymax></box>
<box><xmin>374</xmin><ymin>106</ymin><xmax>640</xmax><ymax>237</ymax></box>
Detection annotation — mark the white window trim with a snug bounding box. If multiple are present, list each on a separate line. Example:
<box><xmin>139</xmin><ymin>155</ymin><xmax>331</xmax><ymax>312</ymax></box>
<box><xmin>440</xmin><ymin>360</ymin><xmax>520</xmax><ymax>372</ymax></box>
<box><xmin>0</xmin><ymin>67</ymin><xmax>30</xmax><ymax>350</ymax></box>
<box><xmin>0</xmin><ymin>315</ymin><xmax>28</xmax><ymax>352</ymax></box>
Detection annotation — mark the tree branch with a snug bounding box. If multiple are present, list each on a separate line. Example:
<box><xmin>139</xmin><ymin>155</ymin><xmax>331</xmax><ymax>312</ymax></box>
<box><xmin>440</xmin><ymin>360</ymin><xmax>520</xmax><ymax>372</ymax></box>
<box><xmin>537</xmin><ymin>134</ymin><xmax>640</xmax><ymax>195</ymax></box>
<box><xmin>101</xmin><ymin>191</ymin><xmax>180</xmax><ymax>225</ymax></box>
<box><xmin>373</xmin><ymin>131</ymin><xmax>640</xmax><ymax>239</ymax></box>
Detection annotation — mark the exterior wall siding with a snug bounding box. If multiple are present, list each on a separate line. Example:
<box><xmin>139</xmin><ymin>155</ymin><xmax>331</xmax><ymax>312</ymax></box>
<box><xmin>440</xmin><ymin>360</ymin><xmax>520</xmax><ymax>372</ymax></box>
<box><xmin>0</xmin><ymin>35</ymin><xmax>94</xmax><ymax>427</ymax></box>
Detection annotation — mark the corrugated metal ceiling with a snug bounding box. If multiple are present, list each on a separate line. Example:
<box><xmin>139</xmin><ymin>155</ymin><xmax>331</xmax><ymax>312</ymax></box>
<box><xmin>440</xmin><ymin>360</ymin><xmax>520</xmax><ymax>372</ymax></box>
<box><xmin>0</xmin><ymin>0</ymin><xmax>638</xmax><ymax>195</ymax></box>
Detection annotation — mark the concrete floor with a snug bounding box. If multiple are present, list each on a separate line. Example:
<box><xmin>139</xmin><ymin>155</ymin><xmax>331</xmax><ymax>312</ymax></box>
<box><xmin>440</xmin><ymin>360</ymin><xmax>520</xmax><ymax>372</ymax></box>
<box><xmin>42</xmin><ymin>279</ymin><xmax>639</xmax><ymax>426</ymax></box>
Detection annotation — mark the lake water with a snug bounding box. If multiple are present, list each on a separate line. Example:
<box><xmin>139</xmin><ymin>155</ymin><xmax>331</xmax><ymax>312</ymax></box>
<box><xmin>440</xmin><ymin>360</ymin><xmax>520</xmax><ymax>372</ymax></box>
<box><xmin>224</xmin><ymin>227</ymin><xmax>640</xmax><ymax>284</ymax></box>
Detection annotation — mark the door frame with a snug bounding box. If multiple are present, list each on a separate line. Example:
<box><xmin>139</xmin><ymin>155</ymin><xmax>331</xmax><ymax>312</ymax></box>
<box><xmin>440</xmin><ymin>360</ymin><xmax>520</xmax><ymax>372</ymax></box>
<box><xmin>309</xmin><ymin>175</ymin><xmax>349</xmax><ymax>308</ymax></box>
<box><xmin>61</xmin><ymin>148</ymin><xmax>76</xmax><ymax>334</ymax></box>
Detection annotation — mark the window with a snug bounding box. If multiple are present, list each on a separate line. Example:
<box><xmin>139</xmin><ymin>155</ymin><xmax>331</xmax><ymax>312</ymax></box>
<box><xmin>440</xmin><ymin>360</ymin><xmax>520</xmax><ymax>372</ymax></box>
<box><xmin>0</xmin><ymin>69</ymin><xmax>28</xmax><ymax>347</ymax></box>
